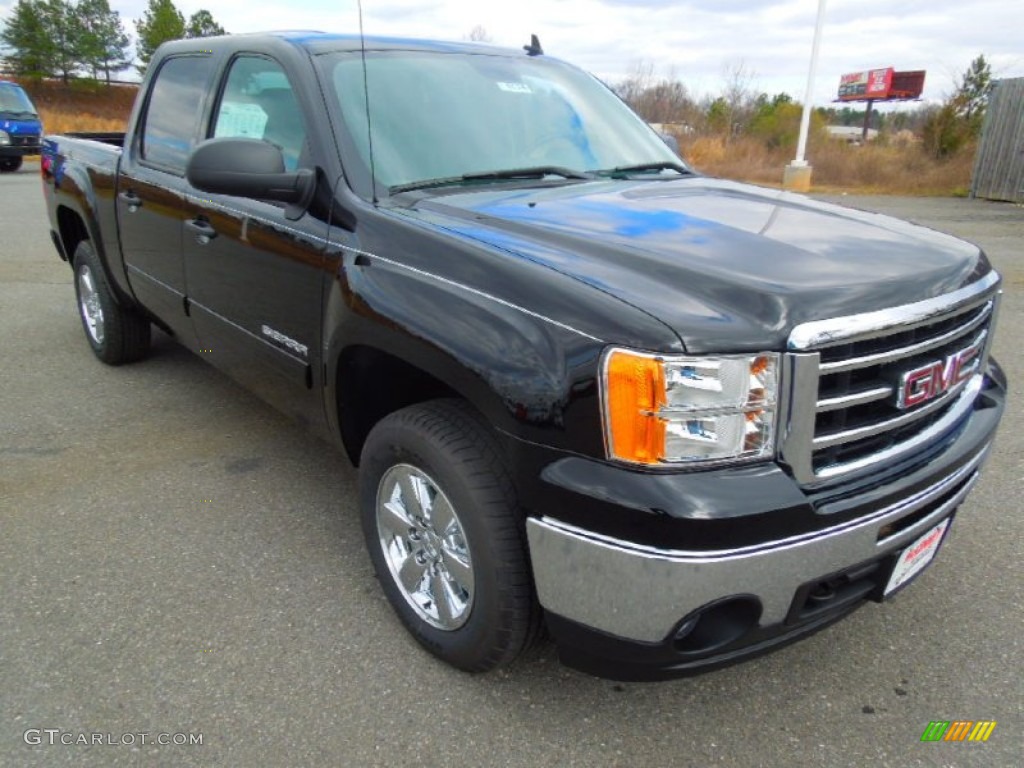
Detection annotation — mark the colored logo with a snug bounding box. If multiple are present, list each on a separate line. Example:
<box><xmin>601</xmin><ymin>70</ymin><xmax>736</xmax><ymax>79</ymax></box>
<box><xmin>920</xmin><ymin>720</ymin><xmax>997</xmax><ymax>742</ymax></box>
<box><xmin>897</xmin><ymin>334</ymin><xmax>984</xmax><ymax>409</ymax></box>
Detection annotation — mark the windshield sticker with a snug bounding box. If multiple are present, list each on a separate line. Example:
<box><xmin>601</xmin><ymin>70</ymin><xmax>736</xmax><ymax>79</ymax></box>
<box><xmin>497</xmin><ymin>82</ymin><xmax>533</xmax><ymax>94</ymax></box>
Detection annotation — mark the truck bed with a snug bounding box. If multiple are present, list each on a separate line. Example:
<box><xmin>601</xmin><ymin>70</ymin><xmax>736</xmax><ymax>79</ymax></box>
<box><xmin>62</xmin><ymin>132</ymin><xmax>126</xmax><ymax>148</ymax></box>
<box><xmin>41</xmin><ymin>133</ymin><xmax>124</xmax><ymax>287</ymax></box>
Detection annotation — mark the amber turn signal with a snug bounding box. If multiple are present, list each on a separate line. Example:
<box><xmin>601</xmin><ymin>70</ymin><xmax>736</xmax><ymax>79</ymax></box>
<box><xmin>603</xmin><ymin>349</ymin><xmax>667</xmax><ymax>464</ymax></box>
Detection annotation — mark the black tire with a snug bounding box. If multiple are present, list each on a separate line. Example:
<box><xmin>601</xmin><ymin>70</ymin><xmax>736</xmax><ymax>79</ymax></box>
<box><xmin>359</xmin><ymin>399</ymin><xmax>542</xmax><ymax>673</ymax></box>
<box><xmin>0</xmin><ymin>156</ymin><xmax>22</xmax><ymax>172</ymax></box>
<box><xmin>72</xmin><ymin>240</ymin><xmax>151</xmax><ymax>365</ymax></box>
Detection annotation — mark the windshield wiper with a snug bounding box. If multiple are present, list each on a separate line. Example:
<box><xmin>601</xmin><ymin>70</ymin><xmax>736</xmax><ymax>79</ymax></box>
<box><xmin>596</xmin><ymin>161</ymin><xmax>693</xmax><ymax>178</ymax></box>
<box><xmin>0</xmin><ymin>110</ymin><xmax>38</xmax><ymax>119</ymax></box>
<box><xmin>389</xmin><ymin>175</ymin><xmax>468</xmax><ymax>195</ymax></box>
<box><xmin>462</xmin><ymin>166</ymin><xmax>593</xmax><ymax>181</ymax></box>
<box><xmin>390</xmin><ymin>166</ymin><xmax>593</xmax><ymax>195</ymax></box>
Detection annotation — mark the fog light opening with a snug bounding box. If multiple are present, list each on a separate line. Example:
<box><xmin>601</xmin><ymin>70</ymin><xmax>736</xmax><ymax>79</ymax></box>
<box><xmin>672</xmin><ymin>596</ymin><xmax>762</xmax><ymax>655</ymax></box>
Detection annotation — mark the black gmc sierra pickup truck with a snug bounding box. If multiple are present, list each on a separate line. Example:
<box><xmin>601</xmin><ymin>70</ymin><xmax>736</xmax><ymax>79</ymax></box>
<box><xmin>41</xmin><ymin>32</ymin><xmax>1006</xmax><ymax>681</ymax></box>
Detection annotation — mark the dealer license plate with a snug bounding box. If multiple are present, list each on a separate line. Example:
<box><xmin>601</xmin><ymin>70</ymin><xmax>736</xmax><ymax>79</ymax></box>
<box><xmin>884</xmin><ymin>518</ymin><xmax>952</xmax><ymax>597</ymax></box>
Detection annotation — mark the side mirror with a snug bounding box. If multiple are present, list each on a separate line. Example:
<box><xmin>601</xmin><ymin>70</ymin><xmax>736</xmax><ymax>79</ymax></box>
<box><xmin>186</xmin><ymin>137</ymin><xmax>314</xmax><ymax>214</ymax></box>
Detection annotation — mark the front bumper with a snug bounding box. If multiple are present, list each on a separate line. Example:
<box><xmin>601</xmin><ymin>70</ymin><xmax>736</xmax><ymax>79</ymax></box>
<box><xmin>524</xmin><ymin>364</ymin><xmax>1005</xmax><ymax>681</ymax></box>
<box><xmin>1</xmin><ymin>139</ymin><xmax>41</xmax><ymax>157</ymax></box>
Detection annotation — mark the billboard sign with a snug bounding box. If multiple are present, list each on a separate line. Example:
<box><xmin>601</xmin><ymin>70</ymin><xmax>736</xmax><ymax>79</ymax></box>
<box><xmin>838</xmin><ymin>67</ymin><xmax>895</xmax><ymax>100</ymax></box>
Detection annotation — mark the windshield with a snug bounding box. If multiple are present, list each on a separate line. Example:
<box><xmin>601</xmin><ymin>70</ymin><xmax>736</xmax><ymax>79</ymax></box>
<box><xmin>0</xmin><ymin>82</ymin><xmax>39</xmax><ymax>117</ymax></box>
<box><xmin>323</xmin><ymin>51</ymin><xmax>684</xmax><ymax>194</ymax></box>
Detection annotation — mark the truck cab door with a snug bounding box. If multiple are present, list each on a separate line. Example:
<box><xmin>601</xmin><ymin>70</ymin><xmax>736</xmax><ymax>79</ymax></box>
<box><xmin>182</xmin><ymin>55</ymin><xmax>328</xmax><ymax>428</ymax></box>
<box><xmin>117</xmin><ymin>54</ymin><xmax>216</xmax><ymax>347</ymax></box>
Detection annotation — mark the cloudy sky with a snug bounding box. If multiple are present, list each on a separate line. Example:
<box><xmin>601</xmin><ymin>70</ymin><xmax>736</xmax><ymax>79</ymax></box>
<box><xmin>3</xmin><ymin>0</ymin><xmax>1021</xmax><ymax>105</ymax></box>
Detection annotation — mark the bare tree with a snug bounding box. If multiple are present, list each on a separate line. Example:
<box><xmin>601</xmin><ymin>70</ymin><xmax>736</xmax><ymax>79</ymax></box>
<box><xmin>466</xmin><ymin>24</ymin><xmax>492</xmax><ymax>43</ymax></box>
<box><xmin>614</xmin><ymin>61</ymin><xmax>696</xmax><ymax>125</ymax></box>
<box><xmin>614</xmin><ymin>60</ymin><xmax>654</xmax><ymax>108</ymax></box>
<box><xmin>713</xmin><ymin>60</ymin><xmax>760</xmax><ymax>136</ymax></box>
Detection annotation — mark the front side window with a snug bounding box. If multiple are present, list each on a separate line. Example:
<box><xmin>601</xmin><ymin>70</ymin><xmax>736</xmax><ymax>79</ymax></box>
<box><xmin>212</xmin><ymin>56</ymin><xmax>306</xmax><ymax>171</ymax></box>
<box><xmin>141</xmin><ymin>56</ymin><xmax>213</xmax><ymax>172</ymax></box>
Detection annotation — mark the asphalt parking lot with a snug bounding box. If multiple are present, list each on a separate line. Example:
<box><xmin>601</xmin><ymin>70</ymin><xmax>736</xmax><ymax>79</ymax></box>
<box><xmin>1</xmin><ymin>163</ymin><xmax>1021</xmax><ymax>767</ymax></box>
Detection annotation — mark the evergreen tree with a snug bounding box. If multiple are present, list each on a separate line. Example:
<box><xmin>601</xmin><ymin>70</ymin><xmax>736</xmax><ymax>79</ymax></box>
<box><xmin>134</xmin><ymin>0</ymin><xmax>185</xmax><ymax>76</ymax></box>
<box><xmin>1</xmin><ymin>0</ymin><xmax>57</xmax><ymax>76</ymax></box>
<box><xmin>77</xmin><ymin>0</ymin><xmax>131</xmax><ymax>82</ymax></box>
<box><xmin>186</xmin><ymin>10</ymin><xmax>224</xmax><ymax>38</ymax></box>
<box><xmin>953</xmin><ymin>54</ymin><xmax>993</xmax><ymax>127</ymax></box>
<box><xmin>134</xmin><ymin>1</ymin><xmax>226</xmax><ymax>76</ymax></box>
<box><xmin>39</xmin><ymin>0</ymin><xmax>80</xmax><ymax>83</ymax></box>
<box><xmin>922</xmin><ymin>54</ymin><xmax>994</xmax><ymax>157</ymax></box>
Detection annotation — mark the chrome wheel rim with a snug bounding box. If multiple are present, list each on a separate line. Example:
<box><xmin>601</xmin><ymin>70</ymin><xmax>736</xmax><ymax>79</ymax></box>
<box><xmin>376</xmin><ymin>463</ymin><xmax>474</xmax><ymax>631</ymax></box>
<box><xmin>78</xmin><ymin>265</ymin><xmax>105</xmax><ymax>345</ymax></box>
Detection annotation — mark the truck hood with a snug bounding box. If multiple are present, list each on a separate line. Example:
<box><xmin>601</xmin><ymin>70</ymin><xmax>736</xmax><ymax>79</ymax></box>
<box><xmin>1</xmin><ymin>116</ymin><xmax>42</xmax><ymax>135</ymax></box>
<box><xmin>404</xmin><ymin>177</ymin><xmax>990</xmax><ymax>353</ymax></box>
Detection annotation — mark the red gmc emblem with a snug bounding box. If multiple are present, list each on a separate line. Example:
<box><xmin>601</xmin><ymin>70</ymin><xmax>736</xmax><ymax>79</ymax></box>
<box><xmin>897</xmin><ymin>336</ymin><xmax>984</xmax><ymax>409</ymax></box>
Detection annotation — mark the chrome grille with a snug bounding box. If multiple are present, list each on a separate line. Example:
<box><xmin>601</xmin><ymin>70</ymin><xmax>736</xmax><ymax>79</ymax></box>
<box><xmin>780</xmin><ymin>272</ymin><xmax>1001</xmax><ymax>485</ymax></box>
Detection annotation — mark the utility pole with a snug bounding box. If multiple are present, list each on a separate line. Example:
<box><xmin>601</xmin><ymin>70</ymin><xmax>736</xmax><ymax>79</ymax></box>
<box><xmin>784</xmin><ymin>0</ymin><xmax>828</xmax><ymax>192</ymax></box>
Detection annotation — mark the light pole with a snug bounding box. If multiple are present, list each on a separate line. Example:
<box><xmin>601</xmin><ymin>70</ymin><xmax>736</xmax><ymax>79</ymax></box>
<box><xmin>784</xmin><ymin>0</ymin><xmax>828</xmax><ymax>191</ymax></box>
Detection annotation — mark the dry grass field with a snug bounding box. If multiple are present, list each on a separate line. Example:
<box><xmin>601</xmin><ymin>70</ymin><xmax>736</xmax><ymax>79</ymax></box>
<box><xmin>12</xmin><ymin>77</ymin><xmax>136</xmax><ymax>134</ymax></box>
<box><xmin>13</xmin><ymin>78</ymin><xmax>973</xmax><ymax>195</ymax></box>
<box><xmin>682</xmin><ymin>134</ymin><xmax>975</xmax><ymax>196</ymax></box>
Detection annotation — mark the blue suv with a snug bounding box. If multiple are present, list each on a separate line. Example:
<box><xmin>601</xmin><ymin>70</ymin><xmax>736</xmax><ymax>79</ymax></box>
<box><xmin>0</xmin><ymin>80</ymin><xmax>42</xmax><ymax>172</ymax></box>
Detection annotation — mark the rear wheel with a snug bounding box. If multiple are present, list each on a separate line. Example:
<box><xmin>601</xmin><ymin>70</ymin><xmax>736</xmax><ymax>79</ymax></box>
<box><xmin>0</xmin><ymin>156</ymin><xmax>22</xmax><ymax>172</ymax></box>
<box><xmin>359</xmin><ymin>399</ymin><xmax>541</xmax><ymax>672</ymax></box>
<box><xmin>72</xmin><ymin>240</ymin><xmax>151</xmax><ymax>365</ymax></box>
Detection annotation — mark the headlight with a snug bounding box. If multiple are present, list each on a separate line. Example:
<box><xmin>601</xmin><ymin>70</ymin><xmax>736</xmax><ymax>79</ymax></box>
<box><xmin>601</xmin><ymin>348</ymin><xmax>779</xmax><ymax>466</ymax></box>
<box><xmin>0</xmin><ymin>130</ymin><xmax>10</xmax><ymax>146</ymax></box>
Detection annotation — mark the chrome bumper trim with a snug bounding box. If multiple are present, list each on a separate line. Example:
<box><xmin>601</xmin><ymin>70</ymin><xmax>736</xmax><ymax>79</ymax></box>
<box><xmin>527</xmin><ymin>445</ymin><xmax>989</xmax><ymax>643</ymax></box>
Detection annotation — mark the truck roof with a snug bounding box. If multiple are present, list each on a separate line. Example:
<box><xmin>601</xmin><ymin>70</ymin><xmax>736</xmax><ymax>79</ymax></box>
<box><xmin>158</xmin><ymin>30</ymin><xmax>523</xmax><ymax>58</ymax></box>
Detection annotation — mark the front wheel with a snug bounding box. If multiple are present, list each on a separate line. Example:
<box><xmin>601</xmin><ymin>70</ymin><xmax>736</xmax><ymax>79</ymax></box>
<box><xmin>0</xmin><ymin>156</ymin><xmax>23</xmax><ymax>172</ymax></box>
<box><xmin>359</xmin><ymin>399</ymin><xmax>541</xmax><ymax>672</ymax></box>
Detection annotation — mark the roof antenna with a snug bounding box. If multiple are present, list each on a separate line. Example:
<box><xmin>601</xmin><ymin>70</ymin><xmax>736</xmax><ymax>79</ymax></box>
<box><xmin>358</xmin><ymin>0</ymin><xmax>377</xmax><ymax>203</ymax></box>
<box><xmin>523</xmin><ymin>34</ymin><xmax>543</xmax><ymax>56</ymax></box>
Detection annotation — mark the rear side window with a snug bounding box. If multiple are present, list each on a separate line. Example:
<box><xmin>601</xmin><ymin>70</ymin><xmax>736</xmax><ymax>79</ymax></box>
<box><xmin>141</xmin><ymin>56</ymin><xmax>213</xmax><ymax>172</ymax></box>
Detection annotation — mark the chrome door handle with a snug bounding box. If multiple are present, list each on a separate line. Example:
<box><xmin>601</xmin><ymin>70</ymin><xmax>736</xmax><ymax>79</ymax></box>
<box><xmin>185</xmin><ymin>218</ymin><xmax>218</xmax><ymax>244</ymax></box>
<box><xmin>118</xmin><ymin>190</ymin><xmax>141</xmax><ymax>212</ymax></box>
